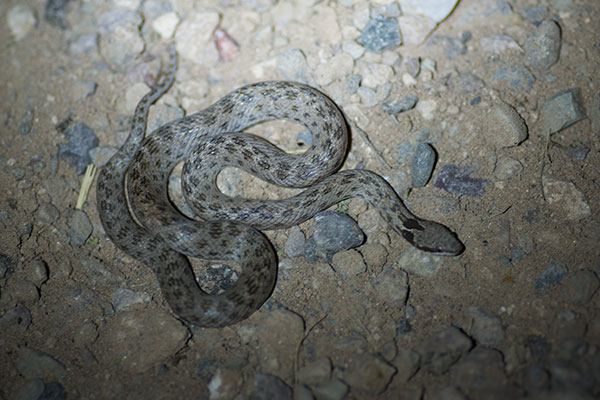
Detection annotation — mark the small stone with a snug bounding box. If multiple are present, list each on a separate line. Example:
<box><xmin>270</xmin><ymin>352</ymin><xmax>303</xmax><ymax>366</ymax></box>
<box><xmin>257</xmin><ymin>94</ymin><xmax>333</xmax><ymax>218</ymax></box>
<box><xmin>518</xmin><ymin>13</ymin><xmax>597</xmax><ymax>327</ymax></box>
<box><xmin>71</xmin><ymin>81</ymin><xmax>97</xmax><ymax>100</ymax></box>
<box><xmin>411</xmin><ymin>142</ymin><xmax>436</xmax><ymax>187</ymax></box>
<box><xmin>359</xmin><ymin>63</ymin><xmax>394</xmax><ymax>88</ymax></box>
<box><xmin>520</xmin><ymin>364</ymin><xmax>550</xmax><ymax>395</ymax></box>
<box><xmin>250</xmin><ymin>373</ymin><xmax>293</xmax><ymax>400</ymax></box>
<box><xmin>19</xmin><ymin>108</ymin><xmax>34</xmax><ymax>135</ymax></box>
<box><xmin>208</xmin><ymin>368</ymin><xmax>243</xmax><ymax>400</ymax></box>
<box><xmin>311</xmin><ymin>379</ymin><xmax>349</xmax><ymax>400</ymax></box>
<box><xmin>524</xmin><ymin>20</ymin><xmax>561</xmax><ymax>71</ymax></box>
<box><xmin>485</xmin><ymin>103</ymin><xmax>528</xmax><ymax>148</ymax></box>
<box><xmin>358</xmin><ymin>18</ymin><xmax>402</xmax><ymax>53</ymax></box>
<box><xmin>493</xmin><ymin>65</ymin><xmax>535</xmax><ymax>90</ymax></box>
<box><xmin>452</xmin><ymin>347</ymin><xmax>510</xmax><ymax>397</ymax></box>
<box><xmin>480</xmin><ymin>35</ymin><xmax>523</xmax><ymax>54</ymax></box>
<box><xmin>175</xmin><ymin>11</ymin><xmax>220</xmax><ymax>65</ymax></box>
<box><xmin>70</xmin><ymin>209</ymin><xmax>93</xmax><ymax>246</ymax></box>
<box><xmin>296</xmin><ymin>357</ymin><xmax>332</xmax><ymax>386</ymax></box>
<box><xmin>562</xmin><ymin>269</ymin><xmax>599</xmax><ymax>306</ymax></box>
<box><xmin>519</xmin><ymin>6</ymin><xmax>548</xmax><ymax>25</ymax></box>
<box><xmin>285</xmin><ymin>226</ymin><xmax>306</xmax><ymax>258</ymax></box>
<box><xmin>16</xmin><ymin>347</ymin><xmax>67</xmax><ymax>381</ymax></box>
<box><xmin>373</xmin><ymin>266</ymin><xmax>408</xmax><ymax>308</ymax></box>
<box><xmin>10</xmin><ymin>379</ymin><xmax>45</xmax><ymax>400</ymax></box>
<box><xmin>111</xmin><ymin>288</ymin><xmax>151</xmax><ymax>312</ymax></box>
<box><xmin>331</xmin><ymin>250</ymin><xmax>366</xmax><ymax>277</ymax></box>
<box><xmin>535</xmin><ymin>261</ymin><xmax>568</xmax><ymax>292</ymax></box>
<box><xmin>57</xmin><ymin>122</ymin><xmax>99</xmax><ymax>174</ymax></box>
<box><xmin>397</xmin><ymin>247</ymin><xmax>449</xmax><ymax>276</ymax></box>
<box><xmin>152</xmin><ymin>11</ymin><xmax>179</xmax><ymax>39</ymax></box>
<box><xmin>276</xmin><ymin>48</ymin><xmax>309</xmax><ymax>82</ymax></box>
<box><xmin>314</xmin><ymin>52</ymin><xmax>354</xmax><ymax>86</ymax></box>
<box><xmin>36</xmin><ymin>203</ymin><xmax>59</xmax><ymax>227</ymax></box>
<box><xmin>358</xmin><ymin>243</ymin><xmax>387</xmax><ymax>271</ymax></box>
<box><xmin>494</xmin><ymin>156</ymin><xmax>523</xmax><ymax>180</ymax></box>
<box><xmin>415</xmin><ymin>326</ymin><xmax>473</xmax><ymax>375</ymax></box>
<box><xmin>467</xmin><ymin>307</ymin><xmax>505</xmax><ymax>346</ymax></box>
<box><xmin>26</xmin><ymin>259</ymin><xmax>49</xmax><ymax>288</ymax></box>
<box><xmin>98</xmin><ymin>10</ymin><xmax>145</xmax><ymax>71</ymax></box>
<box><xmin>8</xmin><ymin>4</ymin><xmax>37</xmax><ymax>40</ymax></box>
<box><xmin>0</xmin><ymin>303</ymin><xmax>32</xmax><ymax>332</ymax></box>
<box><xmin>342</xmin><ymin>40</ymin><xmax>365</xmax><ymax>60</ymax></box>
<box><xmin>311</xmin><ymin>211</ymin><xmax>365</xmax><ymax>253</ymax></box>
<box><xmin>393</xmin><ymin>348</ymin><xmax>420</xmax><ymax>383</ymax></box>
<box><xmin>381</xmin><ymin>93</ymin><xmax>419</xmax><ymax>114</ymax></box>
<box><xmin>343</xmin><ymin>353</ymin><xmax>396</xmax><ymax>394</ymax></box>
<box><xmin>539</xmin><ymin>88</ymin><xmax>586</xmax><ymax>135</ymax></box>
<box><xmin>542</xmin><ymin>175</ymin><xmax>591</xmax><ymax>220</ymax></box>
<box><xmin>416</xmin><ymin>99</ymin><xmax>437</xmax><ymax>120</ymax></box>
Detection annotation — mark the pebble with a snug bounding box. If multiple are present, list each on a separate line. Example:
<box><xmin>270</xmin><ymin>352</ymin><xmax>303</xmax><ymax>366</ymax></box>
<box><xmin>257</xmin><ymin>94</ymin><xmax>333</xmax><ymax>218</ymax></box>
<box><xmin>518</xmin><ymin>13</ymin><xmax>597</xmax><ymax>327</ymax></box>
<box><xmin>36</xmin><ymin>203</ymin><xmax>60</xmax><ymax>227</ymax></box>
<box><xmin>91</xmin><ymin>309</ymin><xmax>188</xmax><ymax>373</ymax></box>
<box><xmin>342</xmin><ymin>39</ymin><xmax>365</xmax><ymax>60</ymax></box>
<box><xmin>111</xmin><ymin>288</ymin><xmax>151</xmax><ymax>312</ymax></box>
<box><xmin>415</xmin><ymin>326</ymin><xmax>473</xmax><ymax>375</ymax></box>
<box><xmin>535</xmin><ymin>261</ymin><xmax>568</xmax><ymax>292</ymax></box>
<box><xmin>98</xmin><ymin>10</ymin><xmax>145</xmax><ymax>71</ymax></box>
<box><xmin>45</xmin><ymin>0</ymin><xmax>70</xmax><ymax>30</ymax></box>
<box><xmin>331</xmin><ymin>250</ymin><xmax>366</xmax><ymax>277</ymax></box>
<box><xmin>434</xmin><ymin>165</ymin><xmax>489</xmax><ymax>197</ymax></box>
<box><xmin>10</xmin><ymin>379</ymin><xmax>44</xmax><ymax>400</ymax></box>
<box><xmin>493</xmin><ymin>65</ymin><xmax>535</xmax><ymax>90</ymax></box>
<box><xmin>480</xmin><ymin>34</ymin><xmax>523</xmax><ymax>54</ymax></box>
<box><xmin>381</xmin><ymin>93</ymin><xmax>419</xmax><ymax>114</ymax></box>
<box><xmin>494</xmin><ymin>156</ymin><xmax>523</xmax><ymax>180</ymax></box>
<box><xmin>57</xmin><ymin>122</ymin><xmax>99</xmax><ymax>174</ymax></box>
<box><xmin>567</xmin><ymin>145</ymin><xmax>590</xmax><ymax>161</ymax></box>
<box><xmin>25</xmin><ymin>259</ymin><xmax>49</xmax><ymax>288</ymax></box>
<box><xmin>208</xmin><ymin>368</ymin><xmax>244</xmax><ymax>400</ymax></box>
<box><xmin>7</xmin><ymin>4</ymin><xmax>37</xmax><ymax>40</ymax></box>
<box><xmin>16</xmin><ymin>347</ymin><xmax>67</xmax><ymax>381</ymax></box>
<box><xmin>69</xmin><ymin>209</ymin><xmax>93</xmax><ymax>246</ymax></box>
<box><xmin>452</xmin><ymin>347</ymin><xmax>512</xmax><ymax>398</ymax></box>
<box><xmin>314</xmin><ymin>52</ymin><xmax>354</xmax><ymax>86</ymax></box>
<box><xmin>249</xmin><ymin>373</ymin><xmax>293</xmax><ymax>400</ymax></box>
<box><xmin>429</xmin><ymin>35</ymin><xmax>467</xmax><ymax>60</ymax></box>
<box><xmin>562</xmin><ymin>269</ymin><xmax>599</xmax><ymax>306</ymax></box>
<box><xmin>518</xmin><ymin>6</ymin><xmax>549</xmax><ymax>25</ymax></box>
<box><xmin>393</xmin><ymin>348</ymin><xmax>420</xmax><ymax>383</ymax></box>
<box><xmin>152</xmin><ymin>11</ymin><xmax>179</xmax><ymax>39</ymax></box>
<box><xmin>485</xmin><ymin>103</ymin><xmax>528</xmax><ymax>148</ymax></box>
<box><xmin>0</xmin><ymin>303</ymin><xmax>32</xmax><ymax>332</ymax></box>
<box><xmin>358</xmin><ymin>62</ymin><xmax>394</xmax><ymax>89</ymax></box>
<box><xmin>175</xmin><ymin>11</ymin><xmax>220</xmax><ymax>65</ymax></box>
<box><xmin>396</xmin><ymin>247</ymin><xmax>449</xmax><ymax>276</ymax></box>
<box><xmin>539</xmin><ymin>88</ymin><xmax>586</xmax><ymax>135</ymax></box>
<box><xmin>343</xmin><ymin>353</ymin><xmax>396</xmax><ymax>394</ymax></box>
<box><xmin>285</xmin><ymin>226</ymin><xmax>306</xmax><ymax>258</ymax></box>
<box><xmin>70</xmin><ymin>80</ymin><xmax>97</xmax><ymax>101</ymax></box>
<box><xmin>524</xmin><ymin>20</ymin><xmax>562</xmax><ymax>71</ymax></box>
<box><xmin>373</xmin><ymin>266</ymin><xmax>408</xmax><ymax>308</ymax></box>
<box><xmin>416</xmin><ymin>98</ymin><xmax>437</xmax><ymax>120</ymax></box>
<box><xmin>311</xmin><ymin>379</ymin><xmax>349</xmax><ymax>400</ymax></box>
<box><xmin>311</xmin><ymin>211</ymin><xmax>365</xmax><ymax>253</ymax></box>
<box><xmin>520</xmin><ymin>364</ymin><xmax>550</xmax><ymax>394</ymax></box>
<box><xmin>296</xmin><ymin>357</ymin><xmax>332</xmax><ymax>386</ymax></box>
<box><xmin>396</xmin><ymin>318</ymin><xmax>412</xmax><ymax>337</ymax></box>
<box><xmin>39</xmin><ymin>381</ymin><xmax>67</xmax><ymax>400</ymax></box>
<box><xmin>358</xmin><ymin>243</ymin><xmax>388</xmax><ymax>271</ymax></box>
<box><xmin>19</xmin><ymin>108</ymin><xmax>34</xmax><ymax>135</ymax></box>
<box><xmin>358</xmin><ymin>18</ymin><xmax>402</xmax><ymax>53</ymax></box>
<box><xmin>276</xmin><ymin>48</ymin><xmax>310</xmax><ymax>82</ymax></box>
<box><xmin>459</xmin><ymin>72</ymin><xmax>485</xmax><ymax>93</ymax></box>
<box><xmin>410</xmin><ymin>142</ymin><xmax>436</xmax><ymax>187</ymax></box>
<box><xmin>541</xmin><ymin>175</ymin><xmax>591</xmax><ymax>220</ymax></box>
<box><xmin>467</xmin><ymin>307</ymin><xmax>505</xmax><ymax>346</ymax></box>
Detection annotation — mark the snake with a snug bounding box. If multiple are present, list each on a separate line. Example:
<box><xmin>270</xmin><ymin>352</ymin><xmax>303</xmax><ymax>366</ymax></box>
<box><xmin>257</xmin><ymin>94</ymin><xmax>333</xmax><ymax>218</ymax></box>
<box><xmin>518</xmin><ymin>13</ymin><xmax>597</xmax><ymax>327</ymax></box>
<box><xmin>96</xmin><ymin>46</ymin><xmax>464</xmax><ymax>328</ymax></box>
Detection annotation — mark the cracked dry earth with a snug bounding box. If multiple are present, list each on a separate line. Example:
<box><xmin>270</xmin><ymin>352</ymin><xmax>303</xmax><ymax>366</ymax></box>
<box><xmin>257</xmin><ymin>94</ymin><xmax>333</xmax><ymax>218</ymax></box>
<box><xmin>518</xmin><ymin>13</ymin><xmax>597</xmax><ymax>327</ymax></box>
<box><xmin>1</xmin><ymin>0</ymin><xmax>600</xmax><ymax>399</ymax></box>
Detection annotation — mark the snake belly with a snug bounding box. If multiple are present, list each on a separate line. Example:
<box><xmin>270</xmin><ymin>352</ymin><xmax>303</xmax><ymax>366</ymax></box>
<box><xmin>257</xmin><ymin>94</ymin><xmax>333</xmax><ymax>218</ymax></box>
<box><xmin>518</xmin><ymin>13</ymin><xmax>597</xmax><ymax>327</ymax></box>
<box><xmin>97</xmin><ymin>47</ymin><xmax>464</xmax><ymax>328</ymax></box>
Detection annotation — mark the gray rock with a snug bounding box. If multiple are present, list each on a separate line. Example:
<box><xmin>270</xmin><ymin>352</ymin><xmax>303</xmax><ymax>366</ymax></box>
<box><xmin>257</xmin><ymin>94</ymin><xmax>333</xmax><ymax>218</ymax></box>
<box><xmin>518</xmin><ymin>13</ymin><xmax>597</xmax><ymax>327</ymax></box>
<box><xmin>524</xmin><ymin>20</ymin><xmax>561</xmax><ymax>71</ymax></box>
<box><xmin>468</xmin><ymin>307</ymin><xmax>505</xmax><ymax>346</ymax></box>
<box><xmin>309</xmin><ymin>210</ymin><xmax>364</xmax><ymax>254</ymax></box>
<box><xmin>44</xmin><ymin>0</ymin><xmax>70</xmax><ymax>29</ymax></box>
<box><xmin>535</xmin><ymin>261</ymin><xmax>568</xmax><ymax>291</ymax></box>
<box><xmin>0</xmin><ymin>303</ymin><xmax>32</xmax><ymax>332</ymax></box>
<box><xmin>520</xmin><ymin>364</ymin><xmax>550</xmax><ymax>395</ymax></box>
<box><xmin>276</xmin><ymin>48</ymin><xmax>310</xmax><ymax>82</ymax></box>
<box><xmin>396</xmin><ymin>318</ymin><xmax>412</xmax><ymax>337</ymax></box>
<box><xmin>285</xmin><ymin>226</ymin><xmax>306</xmax><ymax>258</ymax></box>
<box><xmin>393</xmin><ymin>348</ymin><xmax>420</xmax><ymax>383</ymax></box>
<box><xmin>373</xmin><ymin>266</ymin><xmax>408</xmax><ymax>308</ymax></box>
<box><xmin>452</xmin><ymin>347</ymin><xmax>514</xmax><ymax>398</ymax></box>
<box><xmin>10</xmin><ymin>379</ymin><xmax>44</xmax><ymax>400</ymax></box>
<box><xmin>97</xmin><ymin>10</ymin><xmax>144</xmax><ymax>71</ymax></box>
<box><xmin>410</xmin><ymin>142</ymin><xmax>436</xmax><ymax>187</ymax></box>
<box><xmin>0</xmin><ymin>253</ymin><xmax>16</xmax><ymax>277</ymax></box>
<box><xmin>57</xmin><ymin>122</ymin><xmax>99</xmax><ymax>174</ymax></box>
<box><xmin>486</xmin><ymin>103</ymin><xmax>528</xmax><ymax>148</ymax></box>
<box><xmin>525</xmin><ymin>335</ymin><xmax>552</xmax><ymax>362</ymax></box>
<box><xmin>111</xmin><ymin>288</ymin><xmax>151</xmax><ymax>312</ymax></box>
<box><xmin>296</xmin><ymin>357</ymin><xmax>332</xmax><ymax>386</ymax></box>
<box><xmin>382</xmin><ymin>93</ymin><xmax>419</xmax><ymax>114</ymax></box>
<box><xmin>16</xmin><ymin>347</ymin><xmax>67</xmax><ymax>381</ymax></box>
<box><xmin>250</xmin><ymin>373</ymin><xmax>293</xmax><ymax>400</ymax></box>
<box><xmin>562</xmin><ymin>269</ymin><xmax>599</xmax><ymax>306</ymax></box>
<box><xmin>540</xmin><ymin>88</ymin><xmax>586</xmax><ymax>135</ymax></box>
<box><xmin>19</xmin><ymin>107</ymin><xmax>34</xmax><ymax>135</ymax></box>
<box><xmin>493</xmin><ymin>65</ymin><xmax>535</xmax><ymax>90</ymax></box>
<box><xmin>26</xmin><ymin>259</ymin><xmax>49</xmax><ymax>287</ymax></box>
<box><xmin>36</xmin><ymin>203</ymin><xmax>59</xmax><ymax>227</ymax></box>
<box><xmin>343</xmin><ymin>353</ymin><xmax>396</xmax><ymax>394</ymax></box>
<box><xmin>494</xmin><ymin>156</ymin><xmax>523</xmax><ymax>180</ymax></box>
<box><xmin>549</xmin><ymin>0</ymin><xmax>575</xmax><ymax>10</ymax></box>
<box><xmin>40</xmin><ymin>381</ymin><xmax>67</xmax><ymax>400</ymax></box>
<box><xmin>518</xmin><ymin>6</ymin><xmax>548</xmax><ymax>25</ymax></box>
<box><xmin>311</xmin><ymin>379</ymin><xmax>348</xmax><ymax>400</ymax></box>
<box><xmin>430</xmin><ymin>35</ymin><xmax>467</xmax><ymax>60</ymax></box>
<box><xmin>415</xmin><ymin>326</ymin><xmax>473</xmax><ymax>375</ymax></box>
<box><xmin>69</xmin><ymin>209</ymin><xmax>93</xmax><ymax>246</ymax></box>
<box><xmin>358</xmin><ymin>18</ymin><xmax>401</xmax><ymax>52</ymax></box>
<box><xmin>567</xmin><ymin>145</ymin><xmax>590</xmax><ymax>161</ymax></box>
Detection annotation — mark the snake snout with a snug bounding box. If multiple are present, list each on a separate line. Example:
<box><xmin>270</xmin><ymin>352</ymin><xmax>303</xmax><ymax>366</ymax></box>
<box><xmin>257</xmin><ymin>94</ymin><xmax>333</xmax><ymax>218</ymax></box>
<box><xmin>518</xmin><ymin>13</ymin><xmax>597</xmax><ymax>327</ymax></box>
<box><xmin>401</xmin><ymin>219</ymin><xmax>465</xmax><ymax>256</ymax></box>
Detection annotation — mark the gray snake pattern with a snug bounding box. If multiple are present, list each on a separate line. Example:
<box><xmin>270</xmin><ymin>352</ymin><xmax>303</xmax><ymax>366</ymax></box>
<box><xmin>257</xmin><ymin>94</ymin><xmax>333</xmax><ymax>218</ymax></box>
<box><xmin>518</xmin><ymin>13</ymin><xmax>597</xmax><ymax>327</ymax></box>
<box><xmin>96</xmin><ymin>46</ymin><xmax>464</xmax><ymax>327</ymax></box>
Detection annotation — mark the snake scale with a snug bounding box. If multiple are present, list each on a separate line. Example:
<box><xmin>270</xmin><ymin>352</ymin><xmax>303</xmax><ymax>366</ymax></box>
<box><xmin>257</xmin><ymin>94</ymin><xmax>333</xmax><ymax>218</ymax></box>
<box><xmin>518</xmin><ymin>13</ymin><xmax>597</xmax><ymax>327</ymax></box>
<box><xmin>96</xmin><ymin>46</ymin><xmax>464</xmax><ymax>328</ymax></box>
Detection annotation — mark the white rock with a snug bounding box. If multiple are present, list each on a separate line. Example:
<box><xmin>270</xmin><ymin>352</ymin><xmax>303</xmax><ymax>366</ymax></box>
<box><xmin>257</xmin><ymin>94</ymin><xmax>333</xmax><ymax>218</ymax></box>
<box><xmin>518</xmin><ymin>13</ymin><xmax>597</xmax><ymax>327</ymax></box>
<box><xmin>175</xmin><ymin>12</ymin><xmax>220</xmax><ymax>65</ymax></box>
<box><xmin>416</xmin><ymin>98</ymin><xmax>437</xmax><ymax>120</ymax></box>
<box><xmin>8</xmin><ymin>5</ymin><xmax>37</xmax><ymax>40</ymax></box>
<box><xmin>314</xmin><ymin>52</ymin><xmax>354</xmax><ymax>86</ymax></box>
<box><xmin>152</xmin><ymin>11</ymin><xmax>180</xmax><ymax>39</ymax></box>
<box><xmin>342</xmin><ymin>40</ymin><xmax>365</xmax><ymax>60</ymax></box>
<box><xmin>359</xmin><ymin>63</ymin><xmax>394</xmax><ymax>88</ymax></box>
<box><xmin>542</xmin><ymin>176</ymin><xmax>591</xmax><ymax>221</ymax></box>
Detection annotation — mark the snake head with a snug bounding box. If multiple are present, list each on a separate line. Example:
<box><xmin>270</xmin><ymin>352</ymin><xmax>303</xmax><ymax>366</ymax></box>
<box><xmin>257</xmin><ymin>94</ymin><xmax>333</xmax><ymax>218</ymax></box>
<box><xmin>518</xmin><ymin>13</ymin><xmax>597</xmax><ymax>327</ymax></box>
<box><xmin>400</xmin><ymin>218</ymin><xmax>465</xmax><ymax>256</ymax></box>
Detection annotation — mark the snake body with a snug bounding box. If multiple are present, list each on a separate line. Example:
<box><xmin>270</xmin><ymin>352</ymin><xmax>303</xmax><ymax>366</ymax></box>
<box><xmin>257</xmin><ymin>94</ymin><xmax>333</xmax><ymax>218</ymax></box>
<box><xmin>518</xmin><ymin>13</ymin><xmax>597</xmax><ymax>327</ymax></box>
<box><xmin>96</xmin><ymin>47</ymin><xmax>464</xmax><ymax>328</ymax></box>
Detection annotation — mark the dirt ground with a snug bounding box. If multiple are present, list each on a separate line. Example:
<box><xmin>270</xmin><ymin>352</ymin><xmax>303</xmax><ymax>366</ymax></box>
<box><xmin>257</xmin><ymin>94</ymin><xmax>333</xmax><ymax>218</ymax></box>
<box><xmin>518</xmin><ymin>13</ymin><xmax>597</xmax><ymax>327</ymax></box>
<box><xmin>1</xmin><ymin>0</ymin><xmax>599</xmax><ymax>399</ymax></box>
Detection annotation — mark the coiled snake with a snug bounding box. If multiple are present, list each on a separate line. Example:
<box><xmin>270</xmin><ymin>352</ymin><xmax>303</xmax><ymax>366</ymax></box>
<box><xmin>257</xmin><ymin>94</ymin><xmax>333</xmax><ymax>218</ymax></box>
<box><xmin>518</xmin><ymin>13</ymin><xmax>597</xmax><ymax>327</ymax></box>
<box><xmin>96</xmin><ymin>46</ymin><xmax>464</xmax><ymax>328</ymax></box>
